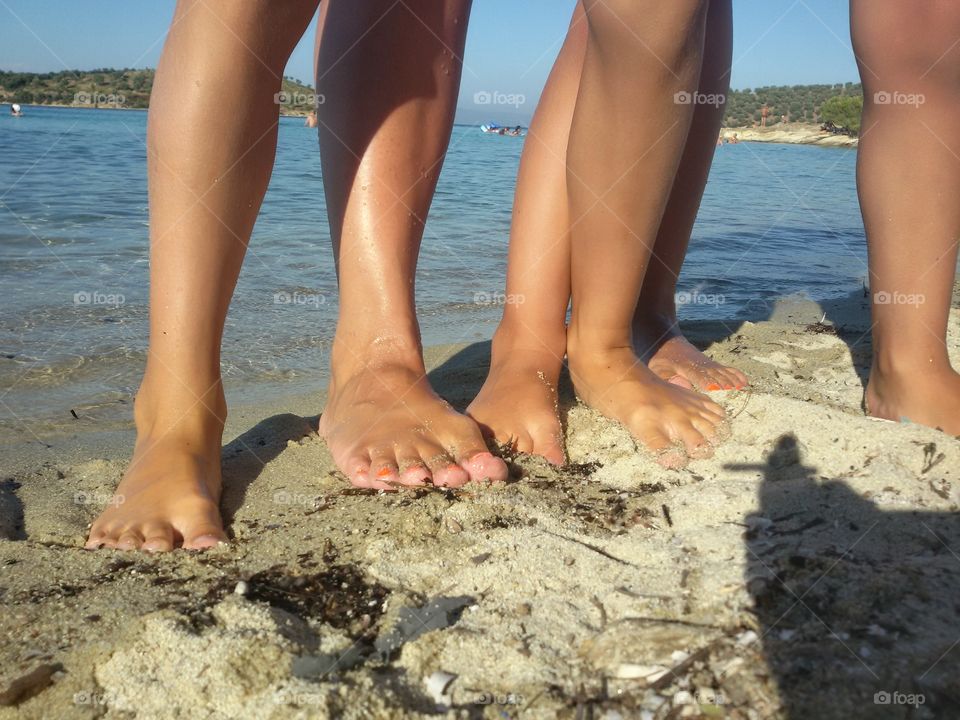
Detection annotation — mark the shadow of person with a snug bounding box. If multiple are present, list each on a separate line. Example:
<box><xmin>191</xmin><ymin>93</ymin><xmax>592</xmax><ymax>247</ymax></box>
<box><xmin>729</xmin><ymin>434</ymin><xmax>960</xmax><ymax>718</ymax></box>
<box><xmin>0</xmin><ymin>478</ymin><xmax>25</xmax><ymax>541</ymax></box>
<box><xmin>219</xmin><ymin>413</ymin><xmax>319</xmax><ymax>527</ymax></box>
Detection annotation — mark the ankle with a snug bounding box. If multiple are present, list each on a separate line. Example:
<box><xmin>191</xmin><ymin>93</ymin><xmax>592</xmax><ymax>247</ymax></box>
<box><xmin>871</xmin><ymin>352</ymin><xmax>953</xmax><ymax>387</ymax></box>
<box><xmin>329</xmin><ymin>332</ymin><xmax>425</xmax><ymax>384</ymax></box>
<box><xmin>490</xmin><ymin>317</ymin><xmax>566</xmax><ymax>363</ymax></box>
<box><xmin>133</xmin><ymin>375</ymin><xmax>227</xmax><ymax>441</ymax></box>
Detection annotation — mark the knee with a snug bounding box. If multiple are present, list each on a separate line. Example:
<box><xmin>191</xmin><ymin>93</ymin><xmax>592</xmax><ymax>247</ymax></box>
<box><xmin>853</xmin><ymin>1</ymin><xmax>960</xmax><ymax>90</ymax></box>
<box><xmin>583</xmin><ymin>0</ymin><xmax>708</xmax><ymax>71</ymax></box>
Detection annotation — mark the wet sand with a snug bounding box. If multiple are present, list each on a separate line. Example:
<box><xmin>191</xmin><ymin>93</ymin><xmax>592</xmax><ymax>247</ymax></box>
<box><xmin>1</xmin><ymin>287</ymin><xmax>958</xmax><ymax>719</ymax></box>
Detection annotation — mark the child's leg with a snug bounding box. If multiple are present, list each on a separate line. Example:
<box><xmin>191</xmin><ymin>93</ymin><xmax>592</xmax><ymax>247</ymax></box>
<box><xmin>633</xmin><ymin>0</ymin><xmax>748</xmax><ymax>393</ymax></box>
<box><xmin>565</xmin><ymin>0</ymin><xmax>727</xmax><ymax>467</ymax></box>
<box><xmin>466</xmin><ymin>3</ymin><xmax>588</xmax><ymax>465</ymax></box>
<box><xmin>86</xmin><ymin>0</ymin><xmax>319</xmax><ymax>551</ymax></box>
<box><xmin>315</xmin><ymin>0</ymin><xmax>509</xmax><ymax>488</ymax></box>
<box><xmin>853</xmin><ymin>0</ymin><xmax>960</xmax><ymax>435</ymax></box>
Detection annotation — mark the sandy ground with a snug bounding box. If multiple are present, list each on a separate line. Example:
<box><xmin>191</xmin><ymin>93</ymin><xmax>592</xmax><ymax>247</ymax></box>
<box><xmin>1</xmin><ymin>288</ymin><xmax>959</xmax><ymax>719</ymax></box>
<box><xmin>723</xmin><ymin>124</ymin><xmax>858</xmax><ymax>148</ymax></box>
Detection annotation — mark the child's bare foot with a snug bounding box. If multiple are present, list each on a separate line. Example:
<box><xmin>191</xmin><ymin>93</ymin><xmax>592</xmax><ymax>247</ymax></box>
<box><xmin>85</xmin><ymin>383</ymin><xmax>227</xmax><ymax>552</ymax></box>
<box><xmin>865</xmin><ymin>364</ymin><xmax>960</xmax><ymax>437</ymax></box>
<box><xmin>634</xmin><ymin>314</ymin><xmax>748</xmax><ymax>392</ymax></box>
<box><xmin>467</xmin><ymin>328</ymin><xmax>566</xmax><ymax>465</ymax></box>
<box><xmin>567</xmin><ymin>338</ymin><xmax>729</xmax><ymax>468</ymax></box>
<box><xmin>320</xmin><ymin>346</ymin><xmax>509</xmax><ymax>489</ymax></box>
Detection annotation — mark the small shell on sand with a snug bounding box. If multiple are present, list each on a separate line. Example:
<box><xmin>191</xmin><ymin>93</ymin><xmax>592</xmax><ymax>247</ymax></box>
<box><xmin>424</xmin><ymin>671</ymin><xmax>457</xmax><ymax>706</ymax></box>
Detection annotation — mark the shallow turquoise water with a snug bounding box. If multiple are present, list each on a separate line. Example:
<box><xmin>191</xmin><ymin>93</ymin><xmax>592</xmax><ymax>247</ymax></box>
<box><xmin>0</xmin><ymin>106</ymin><xmax>867</xmax><ymax>430</ymax></box>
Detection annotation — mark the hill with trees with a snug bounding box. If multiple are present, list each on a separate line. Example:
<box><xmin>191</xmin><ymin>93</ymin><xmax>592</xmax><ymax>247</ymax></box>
<box><xmin>2</xmin><ymin>69</ymin><xmax>866</xmax><ymax>130</ymax></box>
<box><xmin>0</xmin><ymin>68</ymin><xmax>320</xmax><ymax>114</ymax></box>
<box><xmin>724</xmin><ymin>82</ymin><xmax>863</xmax><ymax>128</ymax></box>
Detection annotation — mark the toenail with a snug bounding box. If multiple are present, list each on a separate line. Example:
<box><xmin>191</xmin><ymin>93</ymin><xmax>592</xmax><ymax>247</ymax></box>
<box><xmin>376</xmin><ymin>467</ymin><xmax>392</xmax><ymax>477</ymax></box>
<box><xmin>705</xmin><ymin>383</ymin><xmax>722</xmax><ymax>391</ymax></box>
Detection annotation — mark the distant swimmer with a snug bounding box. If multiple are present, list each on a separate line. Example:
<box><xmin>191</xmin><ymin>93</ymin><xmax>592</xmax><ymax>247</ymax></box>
<box><xmin>10</xmin><ymin>103</ymin><xmax>22</xmax><ymax>117</ymax></box>
<box><xmin>304</xmin><ymin>110</ymin><xmax>317</xmax><ymax>128</ymax></box>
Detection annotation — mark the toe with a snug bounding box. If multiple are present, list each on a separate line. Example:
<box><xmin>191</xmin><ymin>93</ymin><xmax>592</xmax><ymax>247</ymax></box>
<box><xmin>512</xmin><ymin>430</ymin><xmax>535</xmax><ymax>455</ymax></box>
<box><xmin>530</xmin><ymin>426</ymin><xmax>566</xmax><ymax>465</ymax></box>
<box><xmin>667</xmin><ymin>373</ymin><xmax>695</xmax><ymax>390</ymax></box>
<box><xmin>430</xmin><ymin>461</ymin><xmax>470</xmax><ymax>488</ymax></box>
<box><xmin>459</xmin><ymin>451</ymin><xmax>509</xmax><ymax>484</ymax></box>
<box><xmin>183</xmin><ymin>527</ymin><xmax>226</xmax><ymax>550</ymax></box>
<box><xmin>636</xmin><ymin>426</ymin><xmax>689</xmax><ymax>468</ymax></box>
<box><xmin>342</xmin><ymin>453</ymin><xmax>375</xmax><ymax>488</ymax></box>
<box><xmin>115</xmin><ymin>528</ymin><xmax>144</xmax><ymax>551</ymax></box>
<box><xmin>142</xmin><ymin>522</ymin><xmax>175</xmax><ymax>553</ymax></box>
<box><xmin>85</xmin><ymin>527</ymin><xmax>108</xmax><ymax>550</ymax></box>
<box><xmin>369</xmin><ymin>449</ymin><xmax>402</xmax><ymax>487</ymax></box>
<box><xmin>396</xmin><ymin>454</ymin><xmax>431</xmax><ymax>486</ymax></box>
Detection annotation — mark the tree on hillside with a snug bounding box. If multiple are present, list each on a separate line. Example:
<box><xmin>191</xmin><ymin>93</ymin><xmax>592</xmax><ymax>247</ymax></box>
<box><xmin>819</xmin><ymin>95</ymin><xmax>863</xmax><ymax>134</ymax></box>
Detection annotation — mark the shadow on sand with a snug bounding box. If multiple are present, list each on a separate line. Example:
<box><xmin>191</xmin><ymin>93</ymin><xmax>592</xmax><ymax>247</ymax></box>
<box><xmin>731</xmin><ymin>434</ymin><xmax>959</xmax><ymax>719</ymax></box>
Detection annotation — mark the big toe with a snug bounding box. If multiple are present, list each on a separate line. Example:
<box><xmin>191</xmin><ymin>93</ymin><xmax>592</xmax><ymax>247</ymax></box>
<box><xmin>460</xmin><ymin>451</ymin><xmax>509</xmax><ymax>483</ymax></box>
<box><xmin>530</xmin><ymin>427</ymin><xmax>566</xmax><ymax>466</ymax></box>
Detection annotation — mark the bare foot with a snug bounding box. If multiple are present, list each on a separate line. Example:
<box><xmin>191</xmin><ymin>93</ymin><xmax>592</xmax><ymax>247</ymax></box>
<box><xmin>634</xmin><ymin>315</ymin><xmax>748</xmax><ymax>392</ymax></box>
<box><xmin>467</xmin><ymin>330</ymin><xmax>566</xmax><ymax>465</ymax></box>
<box><xmin>865</xmin><ymin>365</ymin><xmax>960</xmax><ymax>437</ymax></box>
<box><xmin>85</xmin><ymin>384</ymin><xmax>227</xmax><ymax>552</ymax></box>
<box><xmin>320</xmin><ymin>354</ymin><xmax>509</xmax><ymax>489</ymax></box>
<box><xmin>567</xmin><ymin>341</ymin><xmax>729</xmax><ymax>468</ymax></box>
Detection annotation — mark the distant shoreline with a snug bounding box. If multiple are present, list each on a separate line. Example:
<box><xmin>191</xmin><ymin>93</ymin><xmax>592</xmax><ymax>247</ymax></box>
<box><xmin>3</xmin><ymin>102</ymin><xmax>312</xmax><ymax>117</ymax></box>
<box><xmin>723</xmin><ymin>123</ymin><xmax>858</xmax><ymax>148</ymax></box>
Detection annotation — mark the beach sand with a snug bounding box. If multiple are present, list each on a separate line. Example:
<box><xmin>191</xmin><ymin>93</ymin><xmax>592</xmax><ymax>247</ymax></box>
<box><xmin>1</xmin><ymin>287</ymin><xmax>959</xmax><ymax>719</ymax></box>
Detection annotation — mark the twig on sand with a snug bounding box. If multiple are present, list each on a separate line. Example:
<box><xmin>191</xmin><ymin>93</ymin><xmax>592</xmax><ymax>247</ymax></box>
<box><xmin>540</xmin><ymin>529</ymin><xmax>639</xmax><ymax>567</ymax></box>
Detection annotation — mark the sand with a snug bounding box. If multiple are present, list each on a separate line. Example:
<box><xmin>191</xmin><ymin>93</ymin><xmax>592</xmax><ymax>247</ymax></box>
<box><xmin>723</xmin><ymin>124</ymin><xmax>858</xmax><ymax>148</ymax></box>
<box><xmin>1</xmin><ymin>287</ymin><xmax>959</xmax><ymax>719</ymax></box>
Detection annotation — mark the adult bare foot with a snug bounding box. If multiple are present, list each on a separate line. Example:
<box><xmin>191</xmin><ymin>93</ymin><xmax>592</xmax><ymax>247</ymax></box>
<box><xmin>865</xmin><ymin>365</ymin><xmax>960</xmax><ymax>437</ymax></box>
<box><xmin>567</xmin><ymin>339</ymin><xmax>729</xmax><ymax>468</ymax></box>
<box><xmin>634</xmin><ymin>314</ymin><xmax>748</xmax><ymax>392</ymax></box>
<box><xmin>320</xmin><ymin>344</ymin><xmax>509</xmax><ymax>490</ymax></box>
<box><xmin>85</xmin><ymin>382</ymin><xmax>227</xmax><ymax>552</ymax></box>
<box><xmin>467</xmin><ymin>327</ymin><xmax>566</xmax><ymax>465</ymax></box>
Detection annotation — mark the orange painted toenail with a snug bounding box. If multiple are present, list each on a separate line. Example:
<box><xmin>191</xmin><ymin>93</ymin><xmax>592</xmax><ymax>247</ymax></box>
<box><xmin>376</xmin><ymin>467</ymin><xmax>392</xmax><ymax>477</ymax></box>
<box><xmin>706</xmin><ymin>383</ymin><xmax>722</xmax><ymax>391</ymax></box>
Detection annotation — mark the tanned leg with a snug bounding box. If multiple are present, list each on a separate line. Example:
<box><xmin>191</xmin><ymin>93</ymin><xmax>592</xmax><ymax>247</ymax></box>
<box><xmin>564</xmin><ymin>0</ymin><xmax>728</xmax><ymax>468</ymax></box>
<box><xmin>86</xmin><ymin>0</ymin><xmax>320</xmax><ymax>551</ymax></box>
<box><xmin>315</xmin><ymin>0</ymin><xmax>509</xmax><ymax>488</ymax></box>
<box><xmin>853</xmin><ymin>0</ymin><xmax>960</xmax><ymax>435</ymax></box>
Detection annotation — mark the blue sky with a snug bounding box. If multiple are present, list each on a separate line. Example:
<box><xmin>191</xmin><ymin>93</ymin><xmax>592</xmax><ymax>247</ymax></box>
<box><xmin>1</xmin><ymin>0</ymin><xmax>860</xmax><ymax>117</ymax></box>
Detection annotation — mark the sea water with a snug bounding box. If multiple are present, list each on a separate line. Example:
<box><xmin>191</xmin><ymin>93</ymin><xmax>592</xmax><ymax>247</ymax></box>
<box><xmin>0</xmin><ymin>106</ymin><xmax>867</xmax><ymax>433</ymax></box>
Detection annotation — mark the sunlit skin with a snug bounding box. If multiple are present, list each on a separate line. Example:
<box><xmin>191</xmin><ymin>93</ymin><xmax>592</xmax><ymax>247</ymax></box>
<box><xmin>852</xmin><ymin>0</ymin><xmax>960</xmax><ymax>436</ymax></box>
<box><xmin>469</xmin><ymin>0</ymin><xmax>744</xmax><ymax>467</ymax></box>
<box><xmin>86</xmin><ymin>0</ymin><xmax>507</xmax><ymax>552</ymax></box>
